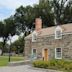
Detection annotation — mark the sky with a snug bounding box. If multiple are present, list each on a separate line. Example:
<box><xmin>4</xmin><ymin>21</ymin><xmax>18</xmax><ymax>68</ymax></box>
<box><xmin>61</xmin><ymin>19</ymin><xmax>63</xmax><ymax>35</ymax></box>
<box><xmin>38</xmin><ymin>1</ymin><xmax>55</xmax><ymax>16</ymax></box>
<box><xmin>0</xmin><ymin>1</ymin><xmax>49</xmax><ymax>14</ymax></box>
<box><xmin>0</xmin><ymin>0</ymin><xmax>38</xmax><ymax>43</ymax></box>
<box><xmin>0</xmin><ymin>35</ymin><xmax>19</xmax><ymax>44</ymax></box>
<box><xmin>0</xmin><ymin>0</ymin><xmax>70</xmax><ymax>20</ymax></box>
<box><xmin>0</xmin><ymin>0</ymin><xmax>39</xmax><ymax>20</ymax></box>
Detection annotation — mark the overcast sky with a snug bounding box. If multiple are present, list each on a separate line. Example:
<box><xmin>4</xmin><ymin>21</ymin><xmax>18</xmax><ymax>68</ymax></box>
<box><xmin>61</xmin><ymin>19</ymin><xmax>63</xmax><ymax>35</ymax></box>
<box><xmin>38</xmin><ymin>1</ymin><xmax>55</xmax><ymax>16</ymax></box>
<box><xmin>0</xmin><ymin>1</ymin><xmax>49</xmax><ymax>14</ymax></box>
<box><xmin>0</xmin><ymin>0</ymin><xmax>39</xmax><ymax>20</ymax></box>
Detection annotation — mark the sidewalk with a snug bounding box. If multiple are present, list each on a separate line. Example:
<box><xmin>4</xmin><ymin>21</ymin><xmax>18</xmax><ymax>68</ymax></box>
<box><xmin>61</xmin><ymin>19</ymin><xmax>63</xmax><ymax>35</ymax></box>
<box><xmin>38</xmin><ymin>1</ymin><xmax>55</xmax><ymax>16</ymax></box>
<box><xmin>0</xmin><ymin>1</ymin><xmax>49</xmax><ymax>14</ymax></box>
<box><xmin>0</xmin><ymin>65</ymin><xmax>62</xmax><ymax>72</ymax></box>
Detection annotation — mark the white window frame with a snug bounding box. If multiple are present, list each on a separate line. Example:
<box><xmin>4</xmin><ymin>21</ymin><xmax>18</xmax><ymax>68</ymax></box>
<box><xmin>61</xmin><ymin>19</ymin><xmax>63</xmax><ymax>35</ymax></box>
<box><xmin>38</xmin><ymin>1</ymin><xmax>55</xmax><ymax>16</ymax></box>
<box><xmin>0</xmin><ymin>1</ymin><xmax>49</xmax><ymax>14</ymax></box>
<box><xmin>32</xmin><ymin>48</ymin><xmax>37</xmax><ymax>59</ymax></box>
<box><xmin>55</xmin><ymin>26</ymin><xmax>62</xmax><ymax>39</ymax></box>
<box><xmin>32</xmin><ymin>31</ymin><xmax>37</xmax><ymax>42</ymax></box>
<box><xmin>55</xmin><ymin>48</ymin><xmax>62</xmax><ymax>59</ymax></box>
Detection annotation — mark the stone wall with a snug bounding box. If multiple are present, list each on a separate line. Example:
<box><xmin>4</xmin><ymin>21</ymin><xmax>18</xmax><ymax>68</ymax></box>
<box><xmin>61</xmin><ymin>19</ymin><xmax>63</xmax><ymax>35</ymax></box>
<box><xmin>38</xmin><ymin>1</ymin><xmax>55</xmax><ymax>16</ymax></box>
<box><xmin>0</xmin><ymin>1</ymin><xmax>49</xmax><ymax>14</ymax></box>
<box><xmin>24</xmin><ymin>33</ymin><xmax>72</xmax><ymax>60</ymax></box>
<box><xmin>24</xmin><ymin>39</ymin><xmax>31</xmax><ymax>59</ymax></box>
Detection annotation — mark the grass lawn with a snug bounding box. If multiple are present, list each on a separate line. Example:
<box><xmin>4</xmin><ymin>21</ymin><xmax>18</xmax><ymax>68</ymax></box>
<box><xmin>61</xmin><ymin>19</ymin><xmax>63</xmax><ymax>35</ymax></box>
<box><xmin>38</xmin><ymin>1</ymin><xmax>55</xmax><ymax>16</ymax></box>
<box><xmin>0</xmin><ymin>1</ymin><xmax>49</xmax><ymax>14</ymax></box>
<box><xmin>0</xmin><ymin>56</ymin><xmax>24</xmax><ymax>66</ymax></box>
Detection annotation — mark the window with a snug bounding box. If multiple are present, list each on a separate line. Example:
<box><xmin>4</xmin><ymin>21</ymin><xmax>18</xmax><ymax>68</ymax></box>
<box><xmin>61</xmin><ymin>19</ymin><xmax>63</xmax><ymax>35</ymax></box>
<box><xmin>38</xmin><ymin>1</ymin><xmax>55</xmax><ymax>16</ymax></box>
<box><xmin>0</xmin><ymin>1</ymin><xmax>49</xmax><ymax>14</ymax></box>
<box><xmin>32</xmin><ymin>31</ymin><xmax>37</xmax><ymax>42</ymax></box>
<box><xmin>55</xmin><ymin>48</ymin><xmax>62</xmax><ymax>59</ymax></box>
<box><xmin>32</xmin><ymin>49</ymin><xmax>37</xmax><ymax>59</ymax></box>
<box><xmin>55</xmin><ymin>26</ymin><xmax>62</xmax><ymax>39</ymax></box>
<box><xmin>55</xmin><ymin>30</ymin><xmax>62</xmax><ymax>38</ymax></box>
<box><xmin>33</xmin><ymin>49</ymin><xmax>36</xmax><ymax>54</ymax></box>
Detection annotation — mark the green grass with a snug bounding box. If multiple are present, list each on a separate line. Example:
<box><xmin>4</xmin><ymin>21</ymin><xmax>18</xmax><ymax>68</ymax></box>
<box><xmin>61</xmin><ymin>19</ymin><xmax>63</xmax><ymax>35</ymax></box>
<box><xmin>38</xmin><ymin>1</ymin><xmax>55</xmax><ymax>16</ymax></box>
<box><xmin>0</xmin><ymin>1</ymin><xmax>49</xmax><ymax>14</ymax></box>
<box><xmin>0</xmin><ymin>56</ymin><xmax>24</xmax><ymax>66</ymax></box>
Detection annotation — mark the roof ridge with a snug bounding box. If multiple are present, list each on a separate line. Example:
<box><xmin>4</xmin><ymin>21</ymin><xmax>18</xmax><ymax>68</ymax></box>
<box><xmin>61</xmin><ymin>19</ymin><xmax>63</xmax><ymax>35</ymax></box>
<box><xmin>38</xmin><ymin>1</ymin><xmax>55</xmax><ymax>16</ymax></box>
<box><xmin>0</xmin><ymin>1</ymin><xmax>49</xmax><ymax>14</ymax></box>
<box><xmin>25</xmin><ymin>23</ymin><xmax>72</xmax><ymax>39</ymax></box>
<box><xmin>42</xmin><ymin>23</ymin><xmax>72</xmax><ymax>30</ymax></box>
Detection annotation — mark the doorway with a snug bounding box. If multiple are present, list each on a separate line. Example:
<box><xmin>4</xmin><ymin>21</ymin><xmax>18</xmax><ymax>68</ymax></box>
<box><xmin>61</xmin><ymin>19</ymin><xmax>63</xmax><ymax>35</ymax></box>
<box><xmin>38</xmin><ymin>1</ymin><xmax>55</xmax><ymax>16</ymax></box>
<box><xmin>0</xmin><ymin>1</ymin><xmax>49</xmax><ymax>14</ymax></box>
<box><xmin>43</xmin><ymin>49</ymin><xmax>48</xmax><ymax>61</ymax></box>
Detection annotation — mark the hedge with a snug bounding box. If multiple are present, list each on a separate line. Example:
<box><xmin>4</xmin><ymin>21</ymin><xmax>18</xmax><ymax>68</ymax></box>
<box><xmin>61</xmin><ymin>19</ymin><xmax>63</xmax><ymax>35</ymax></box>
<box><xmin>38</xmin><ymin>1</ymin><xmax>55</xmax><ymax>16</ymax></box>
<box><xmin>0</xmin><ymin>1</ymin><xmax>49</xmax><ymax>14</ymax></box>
<box><xmin>32</xmin><ymin>60</ymin><xmax>72</xmax><ymax>72</ymax></box>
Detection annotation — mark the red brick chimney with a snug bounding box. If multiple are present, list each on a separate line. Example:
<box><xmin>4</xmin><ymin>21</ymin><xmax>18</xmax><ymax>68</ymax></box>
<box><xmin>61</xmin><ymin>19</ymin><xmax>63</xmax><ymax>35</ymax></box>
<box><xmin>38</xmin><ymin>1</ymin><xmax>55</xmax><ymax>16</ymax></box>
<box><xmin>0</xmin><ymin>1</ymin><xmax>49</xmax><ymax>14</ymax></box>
<box><xmin>35</xmin><ymin>18</ymin><xmax>42</xmax><ymax>32</ymax></box>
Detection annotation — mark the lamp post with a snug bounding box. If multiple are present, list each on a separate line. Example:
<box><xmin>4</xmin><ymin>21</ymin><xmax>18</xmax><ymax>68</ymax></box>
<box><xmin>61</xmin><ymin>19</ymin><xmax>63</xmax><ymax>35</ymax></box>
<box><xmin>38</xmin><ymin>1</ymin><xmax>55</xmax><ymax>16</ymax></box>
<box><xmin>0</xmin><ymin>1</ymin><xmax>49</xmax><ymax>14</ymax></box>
<box><xmin>8</xmin><ymin>34</ymin><xmax>11</xmax><ymax>62</ymax></box>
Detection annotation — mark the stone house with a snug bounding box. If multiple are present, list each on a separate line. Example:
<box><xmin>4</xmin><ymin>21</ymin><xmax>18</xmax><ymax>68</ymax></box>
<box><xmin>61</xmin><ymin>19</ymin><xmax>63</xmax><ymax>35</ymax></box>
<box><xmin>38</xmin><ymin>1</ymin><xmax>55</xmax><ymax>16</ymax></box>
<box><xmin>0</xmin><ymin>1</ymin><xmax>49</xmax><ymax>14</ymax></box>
<box><xmin>24</xmin><ymin>18</ymin><xmax>72</xmax><ymax>61</ymax></box>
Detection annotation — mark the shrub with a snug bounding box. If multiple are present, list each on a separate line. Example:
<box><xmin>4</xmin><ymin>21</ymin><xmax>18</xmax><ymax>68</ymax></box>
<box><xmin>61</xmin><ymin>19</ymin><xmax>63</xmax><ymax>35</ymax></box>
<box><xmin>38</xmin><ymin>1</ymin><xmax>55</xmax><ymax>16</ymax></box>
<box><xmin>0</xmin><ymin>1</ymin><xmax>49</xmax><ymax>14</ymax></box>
<box><xmin>32</xmin><ymin>60</ymin><xmax>72</xmax><ymax>71</ymax></box>
<box><xmin>33</xmin><ymin>60</ymin><xmax>49</xmax><ymax>68</ymax></box>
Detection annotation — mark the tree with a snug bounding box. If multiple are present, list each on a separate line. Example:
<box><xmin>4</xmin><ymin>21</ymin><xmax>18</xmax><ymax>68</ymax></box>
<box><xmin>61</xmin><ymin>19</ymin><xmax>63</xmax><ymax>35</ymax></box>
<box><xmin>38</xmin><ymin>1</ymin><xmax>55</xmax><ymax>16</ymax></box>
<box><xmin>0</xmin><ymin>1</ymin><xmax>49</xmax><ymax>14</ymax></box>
<box><xmin>11</xmin><ymin>36</ymin><xmax>24</xmax><ymax>54</ymax></box>
<box><xmin>0</xmin><ymin>21</ymin><xmax>4</xmax><ymax>37</ymax></box>
<box><xmin>62</xmin><ymin>1</ymin><xmax>72</xmax><ymax>23</ymax></box>
<box><xmin>35</xmin><ymin>0</ymin><xmax>54</xmax><ymax>27</ymax></box>
<box><xmin>0</xmin><ymin>16</ymin><xmax>16</xmax><ymax>55</ymax></box>
<box><xmin>14</xmin><ymin>2</ymin><xmax>55</xmax><ymax>34</ymax></box>
<box><xmin>52</xmin><ymin>0</ymin><xmax>72</xmax><ymax>25</ymax></box>
<box><xmin>0</xmin><ymin>42</ymin><xmax>9</xmax><ymax>53</ymax></box>
<box><xmin>0</xmin><ymin>21</ymin><xmax>6</xmax><ymax>55</ymax></box>
<box><xmin>14</xmin><ymin>6</ymin><xmax>33</xmax><ymax>33</ymax></box>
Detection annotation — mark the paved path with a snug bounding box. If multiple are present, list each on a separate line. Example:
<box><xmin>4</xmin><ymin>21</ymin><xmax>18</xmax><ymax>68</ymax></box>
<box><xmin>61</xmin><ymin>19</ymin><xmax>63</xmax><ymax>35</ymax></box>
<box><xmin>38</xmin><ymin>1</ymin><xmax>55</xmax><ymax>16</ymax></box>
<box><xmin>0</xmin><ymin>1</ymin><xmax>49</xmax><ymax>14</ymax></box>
<box><xmin>0</xmin><ymin>65</ymin><xmax>62</xmax><ymax>72</ymax></box>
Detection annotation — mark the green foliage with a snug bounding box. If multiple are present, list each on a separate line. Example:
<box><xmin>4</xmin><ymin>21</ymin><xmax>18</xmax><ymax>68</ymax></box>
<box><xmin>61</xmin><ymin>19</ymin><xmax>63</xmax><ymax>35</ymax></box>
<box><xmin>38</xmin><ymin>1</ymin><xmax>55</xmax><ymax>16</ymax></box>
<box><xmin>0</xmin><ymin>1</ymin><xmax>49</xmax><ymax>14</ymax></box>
<box><xmin>11</xmin><ymin>36</ymin><xmax>24</xmax><ymax>53</ymax></box>
<box><xmin>33</xmin><ymin>60</ymin><xmax>49</xmax><ymax>69</ymax></box>
<box><xmin>0</xmin><ymin>16</ymin><xmax>16</xmax><ymax>55</ymax></box>
<box><xmin>14</xmin><ymin>0</ymin><xmax>72</xmax><ymax>35</ymax></box>
<box><xmin>4</xmin><ymin>16</ymin><xmax>16</xmax><ymax>37</ymax></box>
<box><xmin>0</xmin><ymin>21</ymin><xmax>4</xmax><ymax>37</ymax></box>
<box><xmin>14</xmin><ymin>1</ymin><xmax>54</xmax><ymax>33</ymax></box>
<box><xmin>0</xmin><ymin>16</ymin><xmax>16</xmax><ymax>38</ymax></box>
<box><xmin>51</xmin><ymin>0</ymin><xmax>72</xmax><ymax>24</ymax></box>
<box><xmin>33</xmin><ymin>60</ymin><xmax>72</xmax><ymax>72</ymax></box>
<box><xmin>0</xmin><ymin>0</ymin><xmax>72</xmax><ymax>36</ymax></box>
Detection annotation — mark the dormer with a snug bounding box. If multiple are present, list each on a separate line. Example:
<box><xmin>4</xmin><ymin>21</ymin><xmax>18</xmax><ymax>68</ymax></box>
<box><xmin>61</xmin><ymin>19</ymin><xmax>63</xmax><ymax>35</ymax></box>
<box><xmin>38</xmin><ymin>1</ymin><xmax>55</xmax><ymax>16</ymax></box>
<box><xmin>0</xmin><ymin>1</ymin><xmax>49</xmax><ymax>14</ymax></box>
<box><xmin>55</xmin><ymin>26</ymin><xmax>62</xmax><ymax>39</ymax></box>
<box><xmin>32</xmin><ymin>31</ymin><xmax>38</xmax><ymax>42</ymax></box>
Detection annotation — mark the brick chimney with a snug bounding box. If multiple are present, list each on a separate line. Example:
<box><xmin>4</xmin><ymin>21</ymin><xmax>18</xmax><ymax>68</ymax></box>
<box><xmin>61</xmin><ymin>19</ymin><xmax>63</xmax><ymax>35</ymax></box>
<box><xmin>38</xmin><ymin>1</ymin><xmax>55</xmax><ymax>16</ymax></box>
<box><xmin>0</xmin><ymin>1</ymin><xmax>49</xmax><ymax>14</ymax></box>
<box><xmin>35</xmin><ymin>18</ymin><xmax>42</xmax><ymax>31</ymax></box>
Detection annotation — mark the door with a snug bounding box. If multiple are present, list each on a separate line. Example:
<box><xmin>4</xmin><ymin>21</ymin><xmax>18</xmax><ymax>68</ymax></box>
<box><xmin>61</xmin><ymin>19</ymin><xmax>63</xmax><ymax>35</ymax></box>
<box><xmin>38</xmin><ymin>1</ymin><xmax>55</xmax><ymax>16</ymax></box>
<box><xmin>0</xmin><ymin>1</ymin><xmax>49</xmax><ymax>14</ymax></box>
<box><xmin>44</xmin><ymin>49</ymin><xmax>48</xmax><ymax>61</ymax></box>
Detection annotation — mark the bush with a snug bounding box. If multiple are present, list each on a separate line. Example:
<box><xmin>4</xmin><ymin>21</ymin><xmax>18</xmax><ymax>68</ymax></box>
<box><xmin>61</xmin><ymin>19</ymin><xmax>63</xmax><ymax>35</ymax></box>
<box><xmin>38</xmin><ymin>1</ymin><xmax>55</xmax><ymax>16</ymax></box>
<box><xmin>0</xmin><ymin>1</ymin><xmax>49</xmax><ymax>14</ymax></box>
<box><xmin>32</xmin><ymin>60</ymin><xmax>72</xmax><ymax>71</ymax></box>
<box><xmin>33</xmin><ymin>60</ymin><xmax>49</xmax><ymax>69</ymax></box>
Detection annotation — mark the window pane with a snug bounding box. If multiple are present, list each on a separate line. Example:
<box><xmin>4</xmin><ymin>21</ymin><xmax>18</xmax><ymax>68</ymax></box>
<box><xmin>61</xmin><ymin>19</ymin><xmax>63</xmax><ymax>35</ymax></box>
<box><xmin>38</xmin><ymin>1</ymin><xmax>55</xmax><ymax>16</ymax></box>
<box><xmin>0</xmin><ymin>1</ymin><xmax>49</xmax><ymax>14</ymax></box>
<box><xmin>33</xmin><ymin>34</ymin><xmax>37</xmax><ymax>40</ymax></box>
<box><xmin>55</xmin><ymin>48</ymin><xmax>62</xmax><ymax>59</ymax></box>
<box><xmin>56</xmin><ymin>48</ymin><xmax>61</xmax><ymax>52</ymax></box>
<box><xmin>56</xmin><ymin>31</ymin><xmax>61</xmax><ymax>37</ymax></box>
<box><xmin>33</xmin><ymin>49</ymin><xmax>36</xmax><ymax>54</ymax></box>
<box><xmin>32</xmin><ymin>49</ymin><xmax>37</xmax><ymax>59</ymax></box>
<box><xmin>32</xmin><ymin>33</ymin><xmax>37</xmax><ymax>42</ymax></box>
<box><xmin>55</xmin><ymin>29</ymin><xmax>62</xmax><ymax>39</ymax></box>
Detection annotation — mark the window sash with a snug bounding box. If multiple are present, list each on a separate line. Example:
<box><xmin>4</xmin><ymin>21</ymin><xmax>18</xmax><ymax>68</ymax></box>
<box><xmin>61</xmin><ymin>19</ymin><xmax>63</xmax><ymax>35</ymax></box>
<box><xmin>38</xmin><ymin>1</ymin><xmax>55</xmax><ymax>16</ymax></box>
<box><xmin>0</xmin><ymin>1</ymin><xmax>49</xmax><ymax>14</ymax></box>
<box><xmin>32</xmin><ymin>35</ymin><xmax>37</xmax><ymax>42</ymax></box>
<box><xmin>32</xmin><ymin>32</ymin><xmax>37</xmax><ymax>42</ymax></box>
<box><xmin>55</xmin><ymin>48</ymin><xmax>62</xmax><ymax>59</ymax></box>
<box><xmin>55</xmin><ymin>30</ymin><xmax>62</xmax><ymax>39</ymax></box>
<box><xmin>32</xmin><ymin>49</ymin><xmax>37</xmax><ymax>58</ymax></box>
